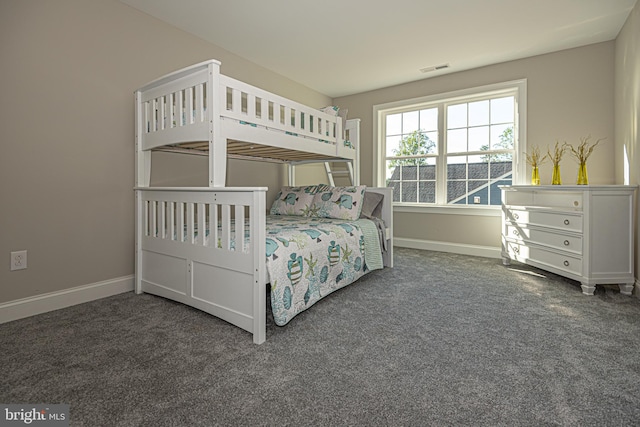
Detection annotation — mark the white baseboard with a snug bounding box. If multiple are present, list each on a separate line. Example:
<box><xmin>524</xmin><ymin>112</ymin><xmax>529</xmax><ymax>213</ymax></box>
<box><xmin>0</xmin><ymin>275</ymin><xmax>134</xmax><ymax>324</ymax></box>
<box><xmin>394</xmin><ymin>238</ymin><xmax>501</xmax><ymax>259</ymax></box>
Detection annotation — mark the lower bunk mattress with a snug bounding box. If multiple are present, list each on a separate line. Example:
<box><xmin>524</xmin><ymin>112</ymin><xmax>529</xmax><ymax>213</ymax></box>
<box><xmin>262</xmin><ymin>215</ymin><xmax>383</xmax><ymax>326</ymax></box>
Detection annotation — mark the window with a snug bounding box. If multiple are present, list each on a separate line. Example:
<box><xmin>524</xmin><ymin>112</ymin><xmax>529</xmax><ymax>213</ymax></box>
<box><xmin>375</xmin><ymin>80</ymin><xmax>526</xmax><ymax>209</ymax></box>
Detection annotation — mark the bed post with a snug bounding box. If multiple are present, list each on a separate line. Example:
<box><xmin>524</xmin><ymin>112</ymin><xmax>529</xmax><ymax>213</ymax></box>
<box><xmin>134</xmin><ymin>90</ymin><xmax>147</xmax><ymax>294</ymax></box>
<box><xmin>252</xmin><ymin>189</ymin><xmax>267</xmax><ymax>344</ymax></box>
<box><xmin>207</xmin><ymin>60</ymin><xmax>226</xmax><ymax>187</ymax></box>
<box><xmin>134</xmin><ymin>191</ymin><xmax>143</xmax><ymax>294</ymax></box>
<box><xmin>288</xmin><ymin>164</ymin><xmax>296</xmax><ymax>186</ymax></box>
<box><xmin>134</xmin><ymin>90</ymin><xmax>151</xmax><ymax>187</ymax></box>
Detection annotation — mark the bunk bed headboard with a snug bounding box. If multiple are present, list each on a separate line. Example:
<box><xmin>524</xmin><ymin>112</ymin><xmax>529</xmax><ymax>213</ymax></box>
<box><xmin>135</xmin><ymin>60</ymin><xmax>221</xmax><ymax>187</ymax></box>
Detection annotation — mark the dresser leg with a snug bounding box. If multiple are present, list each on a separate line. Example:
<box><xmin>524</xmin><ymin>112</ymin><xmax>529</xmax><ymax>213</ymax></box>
<box><xmin>619</xmin><ymin>283</ymin><xmax>634</xmax><ymax>296</ymax></box>
<box><xmin>580</xmin><ymin>283</ymin><xmax>596</xmax><ymax>295</ymax></box>
<box><xmin>502</xmin><ymin>257</ymin><xmax>511</xmax><ymax>266</ymax></box>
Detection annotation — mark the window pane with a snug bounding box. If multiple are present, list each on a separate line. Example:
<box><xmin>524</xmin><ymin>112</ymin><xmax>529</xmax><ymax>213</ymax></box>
<box><xmin>468</xmin><ymin>179</ymin><xmax>486</xmax><ymax>193</ymax></box>
<box><xmin>386</xmin><ymin>113</ymin><xmax>401</xmax><ymax>136</ymax></box>
<box><xmin>418</xmin><ymin>181</ymin><xmax>436</xmax><ymax>203</ymax></box>
<box><xmin>467</xmin><ymin>183</ymin><xmax>488</xmax><ymax>205</ymax></box>
<box><xmin>447</xmin><ymin>156</ymin><xmax>467</xmax><ymax>179</ymax></box>
<box><xmin>418</xmin><ymin>160</ymin><xmax>436</xmax><ymax>180</ymax></box>
<box><xmin>491</xmin><ymin>124</ymin><xmax>513</xmax><ymax>150</ymax></box>
<box><xmin>386</xmin><ymin>135</ymin><xmax>401</xmax><ymax>157</ymax></box>
<box><xmin>420</xmin><ymin>108</ymin><xmax>438</xmax><ymax>132</ymax></box>
<box><xmin>468</xmin><ymin>126</ymin><xmax>489</xmax><ymax>152</ymax></box>
<box><xmin>402</xmin><ymin>110</ymin><xmax>419</xmax><ymax>134</ymax></box>
<box><xmin>401</xmin><ymin>165</ymin><xmax>417</xmax><ymax>180</ymax></box>
<box><xmin>386</xmin><ymin>160</ymin><xmax>401</xmax><ymax>181</ymax></box>
<box><xmin>468</xmin><ymin>155</ymin><xmax>488</xmax><ymax>179</ymax></box>
<box><xmin>389</xmin><ymin>181</ymin><xmax>400</xmax><ymax>202</ymax></box>
<box><xmin>468</xmin><ymin>100</ymin><xmax>489</xmax><ymax>127</ymax></box>
<box><xmin>490</xmin><ymin>155</ymin><xmax>513</xmax><ymax>178</ymax></box>
<box><xmin>491</xmin><ymin>97</ymin><xmax>514</xmax><ymax>123</ymax></box>
<box><xmin>447</xmin><ymin>129</ymin><xmax>467</xmax><ymax>153</ymax></box>
<box><xmin>424</xmin><ymin>131</ymin><xmax>438</xmax><ymax>154</ymax></box>
<box><xmin>401</xmin><ymin>182</ymin><xmax>417</xmax><ymax>203</ymax></box>
<box><xmin>447</xmin><ymin>180</ymin><xmax>466</xmax><ymax>204</ymax></box>
<box><xmin>447</xmin><ymin>103</ymin><xmax>467</xmax><ymax>129</ymax></box>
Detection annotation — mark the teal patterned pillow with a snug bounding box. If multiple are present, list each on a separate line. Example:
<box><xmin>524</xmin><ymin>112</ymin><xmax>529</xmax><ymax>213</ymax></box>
<box><xmin>270</xmin><ymin>185</ymin><xmax>319</xmax><ymax>216</ymax></box>
<box><xmin>312</xmin><ymin>185</ymin><xmax>366</xmax><ymax>220</ymax></box>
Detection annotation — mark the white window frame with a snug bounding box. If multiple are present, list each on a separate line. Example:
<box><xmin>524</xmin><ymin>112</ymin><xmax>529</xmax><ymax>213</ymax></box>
<box><xmin>373</xmin><ymin>79</ymin><xmax>527</xmax><ymax>216</ymax></box>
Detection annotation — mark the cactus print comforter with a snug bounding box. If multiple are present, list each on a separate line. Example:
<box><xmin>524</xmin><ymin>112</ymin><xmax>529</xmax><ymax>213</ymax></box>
<box><xmin>265</xmin><ymin>215</ymin><xmax>382</xmax><ymax>326</ymax></box>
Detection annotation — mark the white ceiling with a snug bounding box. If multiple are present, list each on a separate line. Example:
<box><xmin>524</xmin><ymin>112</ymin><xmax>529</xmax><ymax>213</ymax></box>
<box><xmin>121</xmin><ymin>0</ymin><xmax>637</xmax><ymax>98</ymax></box>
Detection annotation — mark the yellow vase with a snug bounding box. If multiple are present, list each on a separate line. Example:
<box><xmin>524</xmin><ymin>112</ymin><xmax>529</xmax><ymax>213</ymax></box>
<box><xmin>577</xmin><ymin>162</ymin><xmax>588</xmax><ymax>185</ymax></box>
<box><xmin>531</xmin><ymin>166</ymin><xmax>540</xmax><ymax>185</ymax></box>
<box><xmin>551</xmin><ymin>164</ymin><xmax>562</xmax><ymax>185</ymax></box>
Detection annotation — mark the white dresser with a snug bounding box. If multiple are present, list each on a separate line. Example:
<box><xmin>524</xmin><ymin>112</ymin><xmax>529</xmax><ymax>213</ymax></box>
<box><xmin>500</xmin><ymin>185</ymin><xmax>636</xmax><ymax>295</ymax></box>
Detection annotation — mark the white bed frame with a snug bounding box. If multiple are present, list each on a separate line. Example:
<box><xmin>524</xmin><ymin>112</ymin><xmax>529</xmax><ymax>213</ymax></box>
<box><xmin>134</xmin><ymin>60</ymin><xmax>393</xmax><ymax>344</ymax></box>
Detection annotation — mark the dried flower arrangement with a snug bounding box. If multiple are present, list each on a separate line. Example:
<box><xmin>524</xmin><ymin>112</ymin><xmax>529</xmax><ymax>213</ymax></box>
<box><xmin>568</xmin><ymin>135</ymin><xmax>605</xmax><ymax>164</ymax></box>
<box><xmin>525</xmin><ymin>145</ymin><xmax>549</xmax><ymax>167</ymax></box>
<box><xmin>547</xmin><ymin>141</ymin><xmax>568</xmax><ymax>165</ymax></box>
<box><xmin>547</xmin><ymin>141</ymin><xmax>568</xmax><ymax>185</ymax></box>
<box><xmin>568</xmin><ymin>135</ymin><xmax>605</xmax><ymax>185</ymax></box>
<box><xmin>525</xmin><ymin>146</ymin><xmax>548</xmax><ymax>185</ymax></box>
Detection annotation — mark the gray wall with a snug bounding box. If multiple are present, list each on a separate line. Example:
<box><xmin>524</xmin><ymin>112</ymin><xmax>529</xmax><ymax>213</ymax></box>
<box><xmin>0</xmin><ymin>0</ymin><xmax>331</xmax><ymax>303</ymax></box>
<box><xmin>615</xmin><ymin>2</ymin><xmax>640</xmax><ymax>292</ymax></box>
<box><xmin>334</xmin><ymin>42</ymin><xmax>617</xmax><ymax>252</ymax></box>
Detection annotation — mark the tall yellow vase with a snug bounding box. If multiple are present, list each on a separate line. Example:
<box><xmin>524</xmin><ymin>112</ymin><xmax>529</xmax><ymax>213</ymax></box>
<box><xmin>551</xmin><ymin>164</ymin><xmax>562</xmax><ymax>185</ymax></box>
<box><xmin>577</xmin><ymin>162</ymin><xmax>588</xmax><ymax>185</ymax></box>
<box><xmin>531</xmin><ymin>166</ymin><xmax>540</xmax><ymax>185</ymax></box>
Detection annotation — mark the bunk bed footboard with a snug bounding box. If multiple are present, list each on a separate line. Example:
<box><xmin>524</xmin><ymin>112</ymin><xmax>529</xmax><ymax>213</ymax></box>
<box><xmin>135</xmin><ymin>187</ymin><xmax>267</xmax><ymax>344</ymax></box>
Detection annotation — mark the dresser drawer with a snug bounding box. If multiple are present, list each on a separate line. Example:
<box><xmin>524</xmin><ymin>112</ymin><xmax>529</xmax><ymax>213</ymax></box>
<box><xmin>503</xmin><ymin>240</ymin><xmax>582</xmax><ymax>276</ymax></box>
<box><xmin>505</xmin><ymin>224</ymin><xmax>582</xmax><ymax>255</ymax></box>
<box><xmin>504</xmin><ymin>208</ymin><xmax>583</xmax><ymax>232</ymax></box>
<box><xmin>502</xmin><ymin>190</ymin><xmax>583</xmax><ymax>209</ymax></box>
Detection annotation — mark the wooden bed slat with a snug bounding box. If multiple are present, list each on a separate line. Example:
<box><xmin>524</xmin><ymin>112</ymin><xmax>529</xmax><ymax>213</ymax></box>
<box><xmin>153</xmin><ymin>139</ymin><xmax>348</xmax><ymax>163</ymax></box>
<box><xmin>177</xmin><ymin>90</ymin><xmax>184</xmax><ymax>127</ymax></box>
<box><xmin>235</xmin><ymin>205</ymin><xmax>245</xmax><ymax>253</ymax></box>
<box><xmin>169</xmin><ymin>201</ymin><xmax>175</xmax><ymax>241</ymax></box>
<box><xmin>221</xmin><ymin>204</ymin><xmax>231</xmax><ymax>250</ymax></box>
<box><xmin>186</xmin><ymin>87</ymin><xmax>194</xmax><ymax>125</ymax></box>
<box><xmin>195</xmin><ymin>84</ymin><xmax>204</xmax><ymax>124</ymax></box>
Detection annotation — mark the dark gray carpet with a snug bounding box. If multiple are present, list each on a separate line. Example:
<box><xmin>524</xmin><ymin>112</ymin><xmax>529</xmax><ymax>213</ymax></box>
<box><xmin>2</xmin><ymin>248</ymin><xmax>640</xmax><ymax>426</ymax></box>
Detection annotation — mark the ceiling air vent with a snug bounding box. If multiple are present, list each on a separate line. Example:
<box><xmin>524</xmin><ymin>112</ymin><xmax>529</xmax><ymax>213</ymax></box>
<box><xmin>420</xmin><ymin>63</ymin><xmax>450</xmax><ymax>73</ymax></box>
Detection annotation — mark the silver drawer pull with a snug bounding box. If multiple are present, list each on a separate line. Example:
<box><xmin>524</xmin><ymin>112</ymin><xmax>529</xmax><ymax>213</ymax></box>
<box><xmin>513</xmin><ymin>247</ymin><xmax>520</xmax><ymax>253</ymax></box>
<box><xmin>564</xmin><ymin>219</ymin><xmax>570</xmax><ymax>225</ymax></box>
<box><xmin>512</xmin><ymin>230</ymin><xmax>519</xmax><ymax>236</ymax></box>
<box><xmin>573</xmin><ymin>201</ymin><xmax>579</xmax><ymax>207</ymax></box>
<box><xmin>513</xmin><ymin>213</ymin><xmax>519</xmax><ymax>220</ymax></box>
<box><xmin>564</xmin><ymin>240</ymin><xmax>570</xmax><ymax>246</ymax></box>
<box><xmin>564</xmin><ymin>260</ymin><xmax>570</xmax><ymax>266</ymax></box>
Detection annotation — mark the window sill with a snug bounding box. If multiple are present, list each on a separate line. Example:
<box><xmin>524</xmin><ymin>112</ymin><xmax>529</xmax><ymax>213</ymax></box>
<box><xmin>393</xmin><ymin>204</ymin><xmax>502</xmax><ymax>217</ymax></box>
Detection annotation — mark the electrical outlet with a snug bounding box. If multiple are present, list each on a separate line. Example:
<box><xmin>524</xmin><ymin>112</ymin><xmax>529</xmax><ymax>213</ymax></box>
<box><xmin>473</xmin><ymin>196</ymin><xmax>481</xmax><ymax>204</ymax></box>
<box><xmin>11</xmin><ymin>250</ymin><xmax>27</xmax><ymax>271</ymax></box>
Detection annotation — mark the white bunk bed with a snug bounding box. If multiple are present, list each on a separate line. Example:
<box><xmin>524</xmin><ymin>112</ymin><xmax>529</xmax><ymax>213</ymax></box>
<box><xmin>134</xmin><ymin>60</ymin><xmax>393</xmax><ymax>344</ymax></box>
